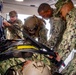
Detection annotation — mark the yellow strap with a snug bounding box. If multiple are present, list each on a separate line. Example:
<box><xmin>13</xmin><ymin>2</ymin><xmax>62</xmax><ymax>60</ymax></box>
<box><xmin>16</xmin><ymin>45</ymin><xmax>38</xmax><ymax>50</ymax></box>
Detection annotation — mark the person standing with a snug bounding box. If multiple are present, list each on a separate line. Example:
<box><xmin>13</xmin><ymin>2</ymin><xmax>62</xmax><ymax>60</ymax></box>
<box><xmin>0</xmin><ymin>11</ymin><xmax>24</xmax><ymax>75</ymax></box>
<box><xmin>38</xmin><ymin>3</ymin><xmax>65</xmax><ymax>51</ymax></box>
<box><xmin>38</xmin><ymin>3</ymin><xmax>66</xmax><ymax>74</ymax></box>
<box><xmin>3</xmin><ymin>10</ymin><xmax>23</xmax><ymax>39</ymax></box>
<box><xmin>55</xmin><ymin>0</ymin><xmax>76</xmax><ymax>75</ymax></box>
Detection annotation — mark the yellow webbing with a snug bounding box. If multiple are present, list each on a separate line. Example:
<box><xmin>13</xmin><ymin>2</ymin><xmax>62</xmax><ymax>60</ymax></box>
<box><xmin>16</xmin><ymin>45</ymin><xmax>38</xmax><ymax>50</ymax></box>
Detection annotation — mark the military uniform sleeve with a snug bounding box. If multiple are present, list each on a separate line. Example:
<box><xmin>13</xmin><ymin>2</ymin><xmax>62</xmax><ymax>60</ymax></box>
<box><xmin>38</xmin><ymin>25</ymin><xmax>48</xmax><ymax>45</ymax></box>
<box><xmin>10</xmin><ymin>19</ymin><xmax>23</xmax><ymax>39</ymax></box>
<box><xmin>47</xmin><ymin>17</ymin><xmax>66</xmax><ymax>50</ymax></box>
<box><xmin>57</xmin><ymin>8</ymin><xmax>76</xmax><ymax>75</ymax></box>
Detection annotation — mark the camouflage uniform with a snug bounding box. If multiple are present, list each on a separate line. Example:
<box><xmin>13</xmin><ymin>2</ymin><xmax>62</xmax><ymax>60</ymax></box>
<box><xmin>0</xmin><ymin>14</ymin><xmax>24</xmax><ymax>75</ymax></box>
<box><xmin>0</xmin><ymin>46</ymin><xmax>25</xmax><ymax>75</ymax></box>
<box><xmin>5</xmin><ymin>19</ymin><xmax>23</xmax><ymax>39</ymax></box>
<box><xmin>0</xmin><ymin>58</ymin><xmax>24</xmax><ymax>75</ymax></box>
<box><xmin>57</xmin><ymin>8</ymin><xmax>76</xmax><ymax>75</ymax></box>
<box><xmin>47</xmin><ymin>17</ymin><xmax>65</xmax><ymax>50</ymax></box>
<box><xmin>23</xmin><ymin>15</ymin><xmax>47</xmax><ymax>45</ymax></box>
<box><xmin>55</xmin><ymin>0</ymin><xmax>76</xmax><ymax>75</ymax></box>
<box><xmin>45</xmin><ymin>15</ymin><xmax>65</xmax><ymax>75</ymax></box>
<box><xmin>23</xmin><ymin>15</ymin><xmax>50</xmax><ymax>65</ymax></box>
<box><xmin>0</xmin><ymin>15</ymin><xmax>48</xmax><ymax>75</ymax></box>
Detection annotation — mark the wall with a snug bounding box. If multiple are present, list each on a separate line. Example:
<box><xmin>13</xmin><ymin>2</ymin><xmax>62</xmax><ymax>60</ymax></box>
<box><xmin>2</xmin><ymin>3</ymin><xmax>39</xmax><ymax>18</ymax></box>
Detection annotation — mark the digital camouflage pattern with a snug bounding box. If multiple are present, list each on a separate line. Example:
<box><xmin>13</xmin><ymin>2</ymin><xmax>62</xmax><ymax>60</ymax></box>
<box><xmin>5</xmin><ymin>19</ymin><xmax>23</xmax><ymax>39</ymax></box>
<box><xmin>0</xmin><ymin>19</ymin><xmax>24</xmax><ymax>75</ymax></box>
<box><xmin>23</xmin><ymin>15</ymin><xmax>47</xmax><ymax>45</ymax></box>
<box><xmin>55</xmin><ymin>0</ymin><xmax>71</xmax><ymax>15</ymax></box>
<box><xmin>0</xmin><ymin>58</ymin><xmax>25</xmax><ymax>75</ymax></box>
<box><xmin>47</xmin><ymin>17</ymin><xmax>65</xmax><ymax>50</ymax></box>
<box><xmin>0</xmin><ymin>15</ymin><xmax>50</xmax><ymax>75</ymax></box>
<box><xmin>0</xmin><ymin>49</ymin><xmax>51</xmax><ymax>75</ymax></box>
<box><xmin>57</xmin><ymin>8</ymin><xmax>76</xmax><ymax>75</ymax></box>
<box><xmin>23</xmin><ymin>15</ymin><xmax>50</xmax><ymax>66</ymax></box>
<box><xmin>45</xmin><ymin>16</ymin><xmax>66</xmax><ymax>74</ymax></box>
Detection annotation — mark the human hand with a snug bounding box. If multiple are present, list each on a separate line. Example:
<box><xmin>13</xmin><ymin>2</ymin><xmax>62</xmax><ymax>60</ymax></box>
<box><xmin>3</xmin><ymin>21</ymin><xmax>11</xmax><ymax>27</ymax></box>
<box><xmin>55</xmin><ymin>52</ymin><xmax>61</xmax><ymax>62</ymax></box>
<box><xmin>48</xmin><ymin>52</ymin><xmax>64</xmax><ymax>67</ymax></box>
<box><xmin>49</xmin><ymin>52</ymin><xmax>61</xmax><ymax>62</ymax></box>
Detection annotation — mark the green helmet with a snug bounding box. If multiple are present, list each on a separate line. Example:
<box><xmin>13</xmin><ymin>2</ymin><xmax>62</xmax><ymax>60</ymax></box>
<box><xmin>23</xmin><ymin>15</ymin><xmax>45</xmax><ymax>35</ymax></box>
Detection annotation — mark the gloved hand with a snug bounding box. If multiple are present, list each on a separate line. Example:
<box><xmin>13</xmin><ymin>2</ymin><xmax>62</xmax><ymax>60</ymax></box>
<box><xmin>46</xmin><ymin>52</ymin><xmax>64</xmax><ymax>67</ymax></box>
<box><xmin>3</xmin><ymin>21</ymin><xmax>11</xmax><ymax>27</ymax></box>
